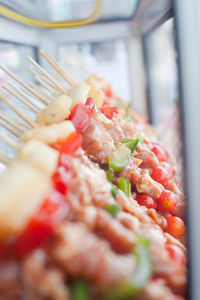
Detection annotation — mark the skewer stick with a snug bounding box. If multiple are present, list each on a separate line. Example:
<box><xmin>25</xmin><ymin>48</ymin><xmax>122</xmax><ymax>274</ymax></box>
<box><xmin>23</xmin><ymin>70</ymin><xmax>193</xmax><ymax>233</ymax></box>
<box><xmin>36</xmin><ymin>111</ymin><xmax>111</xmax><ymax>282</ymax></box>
<box><xmin>0</xmin><ymin>131</ymin><xmax>20</xmax><ymax>150</ymax></box>
<box><xmin>29</xmin><ymin>83</ymin><xmax>54</xmax><ymax>102</ymax></box>
<box><xmin>0</xmin><ymin>118</ymin><xmax>22</xmax><ymax>137</ymax></box>
<box><xmin>34</xmin><ymin>75</ymin><xmax>56</xmax><ymax>94</ymax></box>
<box><xmin>0</xmin><ymin>92</ymin><xmax>37</xmax><ymax>128</ymax></box>
<box><xmin>0</xmin><ymin>63</ymin><xmax>49</xmax><ymax>104</ymax></box>
<box><xmin>35</xmin><ymin>72</ymin><xmax>59</xmax><ymax>91</ymax></box>
<box><xmin>0</xmin><ymin>112</ymin><xmax>27</xmax><ymax>134</ymax></box>
<box><xmin>8</xmin><ymin>82</ymin><xmax>41</xmax><ymax>112</ymax></box>
<box><xmin>40</xmin><ymin>50</ymin><xmax>76</xmax><ymax>86</ymax></box>
<box><xmin>3</xmin><ymin>83</ymin><xmax>40</xmax><ymax>114</ymax></box>
<box><xmin>28</xmin><ymin>56</ymin><xmax>68</xmax><ymax>95</ymax></box>
<box><xmin>0</xmin><ymin>151</ymin><xmax>11</xmax><ymax>166</ymax></box>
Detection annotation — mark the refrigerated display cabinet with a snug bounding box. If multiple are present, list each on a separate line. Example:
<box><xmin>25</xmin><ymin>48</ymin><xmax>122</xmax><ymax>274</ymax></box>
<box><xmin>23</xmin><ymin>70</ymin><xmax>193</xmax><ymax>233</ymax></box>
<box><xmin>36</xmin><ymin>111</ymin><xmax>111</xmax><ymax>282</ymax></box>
<box><xmin>0</xmin><ymin>0</ymin><xmax>199</xmax><ymax>299</ymax></box>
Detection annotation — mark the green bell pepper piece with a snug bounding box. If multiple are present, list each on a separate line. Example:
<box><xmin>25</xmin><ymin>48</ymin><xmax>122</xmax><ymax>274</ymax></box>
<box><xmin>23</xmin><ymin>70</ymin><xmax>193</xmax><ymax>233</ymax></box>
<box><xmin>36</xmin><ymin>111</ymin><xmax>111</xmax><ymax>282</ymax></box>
<box><xmin>121</xmin><ymin>138</ymin><xmax>138</xmax><ymax>151</ymax></box>
<box><xmin>100</xmin><ymin>236</ymin><xmax>152</xmax><ymax>300</ymax></box>
<box><xmin>111</xmin><ymin>183</ymin><xmax>118</xmax><ymax>198</ymax></box>
<box><xmin>72</xmin><ymin>280</ymin><xmax>89</xmax><ymax>300</ymax></box>
<box><xmin>106</xmin><ymin>169</ymin><xmax>115</xmax><ymax>182</ymax></box>
<box><xmin>106</xmin><ymin>202</ymin><xmax>121</xmax><ymax>217</ymax></box>
<box><xmin>121</xmin><ymin>135</ymin><xmax>144</xmax><ymax>151</ymax></box>
<box><xmin>108</xmin><ymin>144</ymin><xmax>131</xmax><ymax>172</ymax></box>
<box><xmin>118</xmin><ymin>177</ymin><xmax>131</xmax><ymax>196</ymax></box>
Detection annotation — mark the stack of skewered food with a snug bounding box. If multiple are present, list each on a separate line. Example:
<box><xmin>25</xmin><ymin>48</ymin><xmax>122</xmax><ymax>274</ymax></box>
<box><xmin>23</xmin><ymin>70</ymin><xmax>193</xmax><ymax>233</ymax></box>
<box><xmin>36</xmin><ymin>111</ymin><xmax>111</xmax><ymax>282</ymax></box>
<box><xmin>0</xmin><ymin>51</ymin><xmax>186</xmax><ymax>300</ymax></box>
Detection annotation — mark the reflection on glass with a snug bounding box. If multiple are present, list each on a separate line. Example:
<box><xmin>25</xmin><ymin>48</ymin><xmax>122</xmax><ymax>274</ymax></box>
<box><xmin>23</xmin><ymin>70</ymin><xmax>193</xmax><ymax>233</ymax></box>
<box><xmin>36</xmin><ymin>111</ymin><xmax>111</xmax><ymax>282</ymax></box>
<box><xmin>58</xmin><ymin>39</ymin><xmax>131</xmax><ymax>101</ymax></box>
<box><xmin>146</xmin><ymin>19</ymin><xmax>183</xmax><ymax>176</ymax></box>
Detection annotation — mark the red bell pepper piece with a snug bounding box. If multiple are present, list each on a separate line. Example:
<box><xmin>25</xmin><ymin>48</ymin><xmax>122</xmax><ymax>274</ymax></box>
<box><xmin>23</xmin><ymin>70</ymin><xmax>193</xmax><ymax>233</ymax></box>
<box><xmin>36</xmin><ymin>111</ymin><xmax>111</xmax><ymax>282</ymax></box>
<box><xmin>151</xmin><ymin>143</ymin><xmax>167</xmax><ymax>162</ymax></box>
<box><xmin>101</xmin><ymin>100</ymin><xmax>118</xmax><ymax>120</ymax></box>
<box><xmin>105</xmin><ymin>86</ymin><xmax>114</xmax><ymax>98</ymax></box>
<box><xmin>52</xmin><ymin>165</ymin><xmax>72</xmax><ymax>195</ymax></box>
<box><xmin>59</xmin><ymin>132</ymin><xmax>82</xmax><ymax>157</ymax></box>
<box><xmin>14</xmin><ymin>191</ymin><xmax>68</xmax><ymax>257</ymax></box>
<box><xmin>68</xmin><ymin>103</ymin><xmax>92</xmax><ymax>133</ymax></box>
<box><xmin>85</xmin><ymin>97</ymin><xmax>95</xmax><ymax>110</ymax></box>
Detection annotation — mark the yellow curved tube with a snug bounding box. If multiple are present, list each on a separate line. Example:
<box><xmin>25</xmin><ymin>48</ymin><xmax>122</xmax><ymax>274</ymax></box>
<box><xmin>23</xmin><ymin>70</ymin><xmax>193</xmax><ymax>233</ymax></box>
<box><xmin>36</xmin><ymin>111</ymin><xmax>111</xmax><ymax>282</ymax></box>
<box><xmin>0</xmin><ymin>0</ymin><xmax>101</xmax><ymax>28</ymax></box>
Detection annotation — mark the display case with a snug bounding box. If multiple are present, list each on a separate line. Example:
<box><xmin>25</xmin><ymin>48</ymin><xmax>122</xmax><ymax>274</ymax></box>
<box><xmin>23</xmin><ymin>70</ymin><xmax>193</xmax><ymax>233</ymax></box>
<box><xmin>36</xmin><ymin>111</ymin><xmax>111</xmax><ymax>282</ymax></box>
<box><xmin>0</xmin><ymin>0</ymin><xmax>199</xmax><ymax>298</ymax></box>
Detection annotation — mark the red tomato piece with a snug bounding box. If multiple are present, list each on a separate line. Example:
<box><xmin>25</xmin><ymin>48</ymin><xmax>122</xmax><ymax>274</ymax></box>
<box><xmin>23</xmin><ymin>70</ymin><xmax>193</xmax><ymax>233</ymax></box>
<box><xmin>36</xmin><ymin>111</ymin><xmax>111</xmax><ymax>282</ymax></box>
<box><xmin>59</xmin><ymin>132</ymin><xmax>82</xmax><ymax>157</ymax></box>
<box><xmin>136</xmin><ymin>194</ymin><xmax>157</xmax><ymax>209</ymax></box>
<box><xmin>68</xmin><ymin>103</ymin><xmax>92</xmax><ymax>133</ymax></box>
<box><xmin>85</xmin><ymin>97</ymin><xmax>95</xmax><ymax>110</ymax></box>
<box><xmin>166</xmin><ymin>216</ymin><xmax>185</xmax><ymax>239</ymax></box>
<box><xmin>15</xmin><ymin>192</ymin><xmax>68</xmax><ymax>256</ymax></box>
<box><xmin>171</xmin><ymin>201</ymin><xmax>185</xmax><ymax>219</ymax></box>
<box><xmin>151</xmin><ymin>143</ymin><xmax>167</xmax><ymax>162</ymax></box>
<box><xmin>156</xmin><ymin>190</ymin><xmax>179</xmax><ymax>213</ymax></box>
<box><xmin>166</xmin><ymin>243</ymin><xmax>186</xmax><ymax>265</ymax></box>
<box><xmin>101</xmin><ymin>103</ymin><xmax>118</xmax><ymax>120</ymax></box>
<box><xmin>151</xmin><ymin>166</ymin><xmax>171</xmax><ymax>187</ymax></box>
<box><xmin>52</xmin><ymin>166</ymin><xmax>71</xmax><ymax>195</ymax></box>
<box><xmin>105</xmin><ymin>86</ymin><xmax>113</xmax><ymax>98</ymax></box>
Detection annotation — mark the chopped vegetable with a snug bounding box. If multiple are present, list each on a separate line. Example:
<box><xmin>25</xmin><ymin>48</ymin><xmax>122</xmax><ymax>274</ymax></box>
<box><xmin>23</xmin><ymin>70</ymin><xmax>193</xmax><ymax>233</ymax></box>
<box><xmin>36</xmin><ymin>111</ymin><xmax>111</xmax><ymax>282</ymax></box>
<box><xmin>121</xmin><ymin>135</ymin><xmax>143</xmax><ymax>152</ymax></box>
<box><xmin>138</xmin><ymin>134</ymin><xmax>144</xmax><ymax>144</ymax></box>
<box><xmin>72</xmin><ymin>280</ymin><xmax>89</xmax><ymax>300</ymax></box>
<box><xmin>111</xmin><ymin>184</ymin><xmax>118</xmax><ymax>198</ymax></box>
<box><xmin>59</xmin><ymin>132</ymin><xmax>82</xmax><ymax>157</ymax></box>
<box><xmin>101</xmin><ymin>101</ymin><xmax>118</xmax><ymax>120</ymax></box>
<box><xmin>121</xmin><ymin>138</ymin><xmax>139</xmax><ymax>151</ymax></box>
<box><xmin>166</xmin><ymin>216</ymin><xmax>185</xmax><ymax>239</ymax></box>
<box><xmin>68</xmin><ymin>103</ymin><xmax>92</xmax><ymax>133</ymax></box>
<box><xmin>101</xmin><ymin>236</ymin><xmax>152</xmax><ymax>299</ymax></box>
<box><xmin>109</xmin><ymin>144</ymin><xmax>131</xmax><ymax>172</ymax></box>
<box><xmin>105</xmin><ymin>86</ymin><xmax>113</xmax><ymax>98</ymax></box>
<box><xmin>151</xmin><ymin>143</ymin><xmax>167</xmax><ymax>162</ymax></box>
<box><xmin>106</xmin><ymin>202</ymin><xmax>121</xmax><ymax>217</ymax></box>
<box><xmin>156</xmin><ymin>190</ymin><xmax>179</xmax><ymax>213</ymax></box>
<box><xmin>52</xmin><ymin>165</ymin><xmax>71</xmax><ymax>195</ymax></box>
<box><xmin>136</xmin><ymin>194</ymin><xmax>157</xmax><ymax>209</ymax></box>
<box><xmin>118</xmin><ymin>177</ymin><xmax>131</xmax><ymax>196</ymax></box>
<box><xmin>151</xmin><ymin>166</ymin><xmax>171</xmax><ymax>187</ymax></box>
<box><xmin>106</xmin><ymin>169</ymin><xmax>115</xmax><ymax>182</ymax></box>
<box><xmin>15</xmin><ymin>191</ymin><xmax>68</xmax><ymax>256</ymax></box>
<box><xmin>85</xmin><ymin>97</ymin><xmax>95</xmax><ymax>110</ymax></box>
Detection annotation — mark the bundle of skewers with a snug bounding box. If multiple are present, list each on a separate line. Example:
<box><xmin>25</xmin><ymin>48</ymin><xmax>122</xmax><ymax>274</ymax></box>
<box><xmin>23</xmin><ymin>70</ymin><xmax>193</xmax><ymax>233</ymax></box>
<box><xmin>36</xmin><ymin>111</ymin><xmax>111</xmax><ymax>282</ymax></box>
<box><xmin>0</xmin><ymin>50</ymin><xmax>186</xmax><ymax>300</ymax></box>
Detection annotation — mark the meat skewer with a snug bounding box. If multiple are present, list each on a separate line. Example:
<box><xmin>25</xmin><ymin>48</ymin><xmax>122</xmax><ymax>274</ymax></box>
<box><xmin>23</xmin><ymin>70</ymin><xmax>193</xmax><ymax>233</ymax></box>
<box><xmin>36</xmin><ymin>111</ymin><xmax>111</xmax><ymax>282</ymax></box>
<box><xmin>0</xmin><ymin>52</ymin><xmax>187</xmax><ymax>299</ymax></box>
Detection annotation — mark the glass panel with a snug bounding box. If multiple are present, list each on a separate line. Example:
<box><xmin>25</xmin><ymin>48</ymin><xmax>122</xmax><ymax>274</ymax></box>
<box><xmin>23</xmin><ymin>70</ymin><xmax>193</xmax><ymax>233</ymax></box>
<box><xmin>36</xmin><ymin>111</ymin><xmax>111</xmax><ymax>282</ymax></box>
<box><xmin>1</xmin><ymin>0</ymin><xmax>138</xmax><ymax>22</ymax></box>
<box><xmin>58</xmin><ymin>39</ymin><xmax>131</xmax><ymax>101</ymax></box>
<box><xmin>145</xmin><ymin>19</ymin><xmax>183</xmax><ymax>176</ymax></box>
